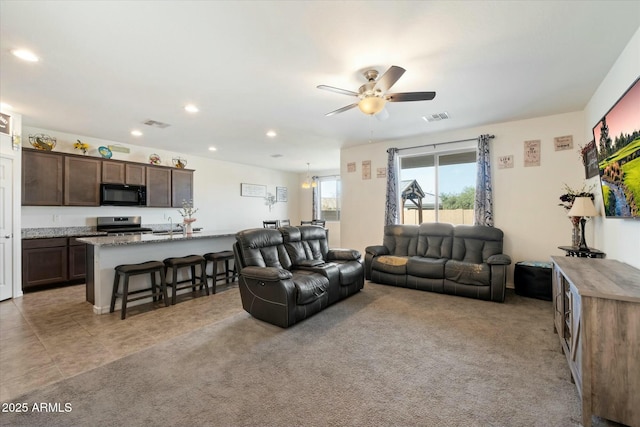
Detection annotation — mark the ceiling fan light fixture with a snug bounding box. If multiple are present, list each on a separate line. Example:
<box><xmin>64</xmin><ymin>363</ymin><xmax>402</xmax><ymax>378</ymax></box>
<box><xmin>358</xmin><ymin>96</ymin><xmax>386</xmax><ymax>115</ymax></box>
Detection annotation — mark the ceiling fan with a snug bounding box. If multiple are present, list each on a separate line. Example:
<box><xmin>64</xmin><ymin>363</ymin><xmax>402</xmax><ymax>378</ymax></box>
<box><xmin>317</xmin><ymin>65</ymin><xmax>436</xmax><ymax>117</ymax></box>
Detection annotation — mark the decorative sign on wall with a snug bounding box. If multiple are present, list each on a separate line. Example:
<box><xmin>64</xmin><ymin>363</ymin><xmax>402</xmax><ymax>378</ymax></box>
<box><xmin>524</xmin><ymin>140</ymin><xmax>541</xmax><ymax>167</ymax></box>
<box><xmin>498</xmin><ymin>155</ymin><xmax>514</xmax><ymax>169</ymax></box>
<box><xmin>362</xmin><ymin>160</ymin><xmax>371</xmax><ymax>180</ymax></box>
<box><xmin>276</xmin><ymin>186</ymin><xmax>288</xmax><ymax>202</ymax></box>
<box><xmin>0</xmin><ymin>112</ymin><xmax>10</xmax><ymax>135</ymax></box>
<box><xmin>554</xmin><ymin>135</ymin><xmax>574</xmax><ymax>151</ymax></box>
<box><xmin>347</xmin><ymin>162</ymin><xmax>356</xmax><ymax>173</ymax></box>
<box><xmin>583</xmin><ymin>141</ymin><xmax>599</xmax><ymax>179</ymax></box>
<box><xmin>241</xmin><ymin>183</ymin><xmax>267</xmax><ymax>197</ymax></box>
<box><xmin>377</xmin><ymin>167</ymin><xmax>387</xmax><ymax>178</ymax></box>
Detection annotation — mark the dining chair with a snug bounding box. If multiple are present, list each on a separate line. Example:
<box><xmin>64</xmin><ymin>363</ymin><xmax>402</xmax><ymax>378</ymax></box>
<box><xmin>263</xmin><ymin>220</ymin><xmax>279</xmax><ymax>228</ymax></box>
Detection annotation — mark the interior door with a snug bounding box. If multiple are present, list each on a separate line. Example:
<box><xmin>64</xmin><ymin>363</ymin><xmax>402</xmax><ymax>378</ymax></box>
<box><xmin>0</xmin><ymin>155</ymin><xmax>14</xmax><ymax>301</ymax></box>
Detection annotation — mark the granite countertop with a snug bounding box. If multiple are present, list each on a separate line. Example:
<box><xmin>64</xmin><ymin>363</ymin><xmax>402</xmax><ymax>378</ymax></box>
<box><xmin>76</xmin><ymin>230</ymin><xmax>237</xmax><ymax>247</ymax></box>
<box><xmin>22</xmin><ymin>227</ymin><xmax>108</xmax><ymax>239</ymax></box>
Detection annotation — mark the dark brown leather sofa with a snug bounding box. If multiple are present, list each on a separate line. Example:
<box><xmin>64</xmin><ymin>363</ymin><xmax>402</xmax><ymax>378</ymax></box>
<box><xmin>233</xmin><ymin>225</ymin><xmax>364</xmax><ymax>328</ymax></box>
<box><xmin>365</xmin><ymin>223</ymin><xmax>511</xmax><ymax>302</ymax></box>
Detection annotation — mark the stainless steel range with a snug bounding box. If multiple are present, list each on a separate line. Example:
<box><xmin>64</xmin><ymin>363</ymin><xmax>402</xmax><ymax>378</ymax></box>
<box><xmin>96</xmin><ymin>216</ymin><xmax>153</xmax><ymax>236</ymax></box>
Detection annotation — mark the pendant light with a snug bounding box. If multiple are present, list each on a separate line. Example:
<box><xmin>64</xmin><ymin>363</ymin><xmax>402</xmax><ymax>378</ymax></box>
<box><xmin>302</xmin><ymin>163</ymin><xmax>316</xmax><ymax>189</ymax></box>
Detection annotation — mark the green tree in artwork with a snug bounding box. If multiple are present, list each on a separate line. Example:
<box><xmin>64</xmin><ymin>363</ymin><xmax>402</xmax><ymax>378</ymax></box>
<box><xmin>440</xmin><ymin>186</ymin><xmax>475</xmax><ymax>209</ymax></box>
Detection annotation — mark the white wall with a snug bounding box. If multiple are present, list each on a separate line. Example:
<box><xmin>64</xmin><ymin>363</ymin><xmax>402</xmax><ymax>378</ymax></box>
<box><xmin>21</xmin><ymin>127</ymin><xmax>301</xmax><ymax>232</ymax></box>
<box><xmin>584</xmin><ymin>27</ymin><xmax>640</xmax><ymax>269</ymax></box>
<box><xmin>341</xmin><ymin>111</ymin><xmax>588</xmax><ymax>285</ymax></box>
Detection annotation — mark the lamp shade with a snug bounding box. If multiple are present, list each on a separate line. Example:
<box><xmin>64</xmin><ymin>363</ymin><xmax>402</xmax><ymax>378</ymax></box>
<box><xmin>567</xmin><ymin>197</ymin><xmax>599</xmax><ymax>217</ymax></box>
<box><xmin>358</xmin><ymin>96</ymin><xmax>386</xmax><ymax>115</ymax></box>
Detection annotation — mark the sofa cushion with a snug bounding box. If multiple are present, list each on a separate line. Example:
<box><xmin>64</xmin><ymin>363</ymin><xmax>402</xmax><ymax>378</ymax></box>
<box><xmin>332</xmin><ymin>260</ymin><xmax>364</xmax><ymax>285</ymax></box>
<box><xmin>291</xmin><ymin>270</ymin><xmax>329</xmax><ymax>305</ymax></box>
<box><xmin>372</xmin><ymin>255</ymin><xmax>409</xmax><ymax>275</ymax></box>
<box><xmin>445</xmin><ymin>260</ymin><xmax>491</xmax><ymax>286</ymax></box>
<box><xmin>236</xmin><ymin>228</ymin><xmax>292</xmax><ymax>269</ymax></box>
<box><xmin>382</xmin><ymin>225</ymin><xmax>420</xmax><ymax>256</ymax></box>
<box><xmin>451</xmin><ymin>225</ymin><xmax>504</xmax><ymax>263</ymax></box>
<box><xmin>417</xmin><ymin>223</ymin><xmax>453</xmax><ymax>259</ymax></box>
<box><xmin>407</xmin><ymin>256</ymin><xmax>447</xmax><ymax>279</ymax></box>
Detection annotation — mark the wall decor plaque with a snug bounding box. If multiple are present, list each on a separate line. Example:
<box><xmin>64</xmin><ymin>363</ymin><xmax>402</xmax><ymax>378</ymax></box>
<box><xmin>524</xmin><ymin>140</ymin><xmax>541</xmax><ymax>167</ymax></box>
<box><xmin>347</xmin><ymin>162</ymin><xmax>356</xmax><ymax>173</ymax></box>
<box><xmin>362</xmin><ymin>160</ymin><xmax>371</xmax><ymax>180</ymax></box>
<box><xmin>554</xmin><ymin>135</ymin><xmax>574</xmax><ymax>151</ymax></box>
<box><xmin>241</xmin><ymin>183</ymin><xmax>267</xmax><ymax>197</ymax></box>
<box><xmin>498</xmin><ymin>155</ymin><xmax>514</xmax><ymax>169</ymax></box>
<box><xmin>276</xmin><ymin>186</ymin><xmax>288</xmax><ymax>202</ymax></box>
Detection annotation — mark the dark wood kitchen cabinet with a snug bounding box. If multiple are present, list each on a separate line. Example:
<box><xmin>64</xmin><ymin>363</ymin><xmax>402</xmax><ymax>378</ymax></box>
<box><xmin>22</xmin><ymin>237</ymin><xmax>90</xmax><ymax>291</ymax></box>
<box><xmin>146</xmin><ymin>167</ymin><xmax>172</xmax><ymax>207</ymax></box>
<box><xmin>22</xmin><ymin>238</ymin><xmax>68</xmax><ymax>290</ymax></box>
<box><xmin>171</xmin><ymin>169</ymin><xmax>194</xmax><ymax>207</ymax></box>
<box><xmin>22</xmin><ymin>150</ymin><xmax>64</xmax><ymax>205</ymax></box>
<box><xmin>64</xmin><ymin>156</ymin><xmax>101</xmax><ymax>206</ymax></box>
<box><xmin>102</xmin><ymin>161</ymin><xmax>146</xmax><ymax>185</ymax></box>
<box><xmin>68</xmin><ymin>237</ymin><xmax>88</xmax><ymax>280</ymax></box>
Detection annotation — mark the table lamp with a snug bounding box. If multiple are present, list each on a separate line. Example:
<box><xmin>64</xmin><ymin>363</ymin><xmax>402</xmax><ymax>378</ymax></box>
<box><xmin>567</xmin><ymin>197</ymin><xmax>599</xmax><ymax>251</ymax></box>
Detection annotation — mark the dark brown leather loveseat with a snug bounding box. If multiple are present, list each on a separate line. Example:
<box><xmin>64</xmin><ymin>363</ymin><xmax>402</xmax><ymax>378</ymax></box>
<box><xmin>233</xmin><ymin>225</ymin><xmax>364</xmax><ymax>328</ymax></box>
<box><xmin>365</xmin><ymin>223</ymin><xmax>511</xmax><ymax>302</ymax></box>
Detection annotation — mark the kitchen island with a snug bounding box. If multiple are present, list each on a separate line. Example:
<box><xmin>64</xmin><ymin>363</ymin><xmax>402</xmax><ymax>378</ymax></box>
<box><xmin>78</xmin><ymin>231</ymin><xmax>237</xmax><ymax>314</ymax></box>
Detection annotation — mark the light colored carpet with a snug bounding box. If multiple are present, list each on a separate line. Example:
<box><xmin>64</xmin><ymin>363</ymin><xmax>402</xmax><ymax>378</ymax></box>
<box><xmin>1</xmin><ymin>283</ymin><xmax>590</xmax><ymax>427</ymax></box>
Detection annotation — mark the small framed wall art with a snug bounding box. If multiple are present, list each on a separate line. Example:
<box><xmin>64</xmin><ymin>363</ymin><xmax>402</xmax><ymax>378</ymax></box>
<box><xmin>276</xmin><ymin>186</ymin><xmax>288</xmax><ymax>202</ymax></box>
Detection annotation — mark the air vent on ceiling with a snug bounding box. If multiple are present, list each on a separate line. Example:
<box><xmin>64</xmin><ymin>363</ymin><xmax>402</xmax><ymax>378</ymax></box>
<box><xmin>143</xmin><ymin>119</ymin><xmax>171</xmax><ymax>129</ymax></box>
<box><xmin>270</xmin><ymin>154</ymin><xmax>283</xmax><ymax>158</ymax></box>
<box><xmin>422</xmin><ymin>112</ymin><xmax>450</xmax><ymax>122</ymax></box>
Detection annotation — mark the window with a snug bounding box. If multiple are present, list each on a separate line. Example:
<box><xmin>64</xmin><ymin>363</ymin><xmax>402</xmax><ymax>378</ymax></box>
<box><xmin>316</xmin><ymin>176</ymin><xmax>341</xmax><ymax>221</ymax></box>
<box><xmin>399</xmin><ymin>149</ymin><xmax>476</xmax><ymax>225</ymax></box>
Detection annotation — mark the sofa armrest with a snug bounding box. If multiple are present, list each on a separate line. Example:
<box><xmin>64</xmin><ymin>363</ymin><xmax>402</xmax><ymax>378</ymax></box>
<box><xmin>240</xmin><ymin>266</ymin><xmax>293</xmax><ymax>281</ymax></box>
<box><xmin>365</xmin><ymin>245</ymin><xmax>389</xmax><ymax>257</ymax></box>
<box><xmin>327</xmin><ymin>248</ymin><xmax>361</xmax><ymax>261</ymax></box>
<box><xmin>487</xmin><ymin>254</ymin><xmax>511</xmax><ymax>265</ymax></box>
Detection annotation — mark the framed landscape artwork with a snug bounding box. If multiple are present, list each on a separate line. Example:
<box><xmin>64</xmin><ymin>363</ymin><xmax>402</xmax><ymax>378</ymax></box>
<box><xmin>592</xmin><ymin>77</ymin><xmax>640</xmax><ymax>218</ymax></box>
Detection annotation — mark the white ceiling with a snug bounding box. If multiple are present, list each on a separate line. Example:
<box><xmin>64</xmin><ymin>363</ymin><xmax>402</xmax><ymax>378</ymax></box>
<box><xmin>1</xmin><ymin>1</ymin><xmax>639</xmax><ymax>172</ymax></box>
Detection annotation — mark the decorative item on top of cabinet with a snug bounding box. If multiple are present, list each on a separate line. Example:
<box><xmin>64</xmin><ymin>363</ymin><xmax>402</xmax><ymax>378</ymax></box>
<box><xmin>172</xmin><ymin>157</ymin><xmax>187</xmax><ymax>168</ymax></box>
<box><xmin>28</xmin><ymin>133</ymin><xmax>56</xmax><ymax>151</ymax></box>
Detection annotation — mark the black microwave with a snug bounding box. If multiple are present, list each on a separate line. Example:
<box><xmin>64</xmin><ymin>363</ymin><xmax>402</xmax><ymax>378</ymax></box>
<box><xmin>100</xmin><ymin>183</ymin><xmax>147</xmax><ymax>206</ymax></box>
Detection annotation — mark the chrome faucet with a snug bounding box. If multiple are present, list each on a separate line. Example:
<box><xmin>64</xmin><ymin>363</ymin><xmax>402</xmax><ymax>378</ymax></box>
<box><xmin>168</xmin><ymin>216</ymin><xmax>173</xmax><ymax>236</ymax></box>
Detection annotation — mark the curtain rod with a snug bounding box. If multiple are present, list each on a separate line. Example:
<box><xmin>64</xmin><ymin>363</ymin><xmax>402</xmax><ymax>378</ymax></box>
<box><xmin>391</xmin><ymin>134</ymin><xmax>495</xmax><ymax>153</ymax></box>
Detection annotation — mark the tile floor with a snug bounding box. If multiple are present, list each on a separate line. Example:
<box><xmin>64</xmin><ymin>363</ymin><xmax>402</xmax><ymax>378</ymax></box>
<box><xmin>0</xmin><ymin>281</ymin><xmax>243</xmax><ymax>403</ymax></box>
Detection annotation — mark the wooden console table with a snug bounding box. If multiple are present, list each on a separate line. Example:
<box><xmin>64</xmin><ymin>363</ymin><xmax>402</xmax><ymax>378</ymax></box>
<box><xmin>551</xmin><ymin>256</ymin><xmax>640</xmax><ymax>427</ymax></box>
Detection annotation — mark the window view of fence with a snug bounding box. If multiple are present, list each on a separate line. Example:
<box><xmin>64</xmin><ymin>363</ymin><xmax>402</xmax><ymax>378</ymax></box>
<box><xmin>400</xmin><ymin>150</ymin><xmax>476</xmax><ymax>225</ymax></box>
<box><xmin>317</xmin><ymin>176</ymin><xmax>341</xmax><ymax>221</ymax></box>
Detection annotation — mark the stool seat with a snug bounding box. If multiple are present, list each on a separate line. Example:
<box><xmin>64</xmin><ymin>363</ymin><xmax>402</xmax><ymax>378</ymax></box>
<box><xmin>164</xmin><ymin>255</ymin><xmax>208</xmax><ymax>305</ymax></box>
<box><xmin>111</xmin><ymin>260</ymin><xmax>168</xmax><ymax>320</ymax></box>
<box><xmin>164</xmin><ymin>255</ymin><xmax>206</xmax><ymax>267</ymax></box>
<box><xmin>115</xmin><ymin>261</ymin><xmax>165</xmax><ymax>274</ymax></box>
<box><xmin>204</xmin><ymin>250</ymin><xmax>237</xmax><ymax>291</ymax></box>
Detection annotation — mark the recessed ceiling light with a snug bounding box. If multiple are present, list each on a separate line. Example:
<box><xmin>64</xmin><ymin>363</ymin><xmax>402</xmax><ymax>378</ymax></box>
<box><xmin>11</xmin><ymin>49</ymin><xmax>39</xmax><ymax>62</ymax></box>
<box><xmin>208</xmin><ymin>146</ymin><xmax>217</xmax><ymax>151</ymax></box>
<box><xmin>266</xmin><ymin>130</ymin><xmax>277</xmax><ymax>138</ymax></box>
<box><xmin>131</xmin><ymin>130</ymin><xmax>143</xmax><ymax>136</ymax></box>
<box><xmin>185</xmin><ymin>104</ymin><xmax>199</xmax><ymax>113</ymax></box>
<box><xmin>0</xmin><ymin>102</ymin><xmax>13</xmax><ymax>110</ymax></box>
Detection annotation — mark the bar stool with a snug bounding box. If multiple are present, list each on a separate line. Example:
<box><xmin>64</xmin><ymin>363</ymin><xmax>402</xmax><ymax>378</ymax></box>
<box><xmin>110</xmin><ymin>261</ymin><xmax>168</xmax><ymax>320</ymax></box>
<box><xmin>163</xmin><ymin>255</ymin><xmax>208</xmax><ymax>305</ymax></box>
<box><xmin>204</xmin><ymin>251</ymin><xmax>237</xmax><ymax>292</ymax></box>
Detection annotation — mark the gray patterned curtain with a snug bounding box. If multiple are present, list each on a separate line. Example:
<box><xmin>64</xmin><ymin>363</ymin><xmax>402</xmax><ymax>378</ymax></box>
<box><xmin>474</xmin><ymin>134</ymin><xmax>494</xmax><ymax>226</ymax></box>
<box><xmin>312</xmin><ymin>176</ymin><xmax>319</xmax><ymax>220</ymax></box>
<box><xmin>385</xmin><ymin>148</ymin><xmax>399</xmax><ymax>225</ymax></box>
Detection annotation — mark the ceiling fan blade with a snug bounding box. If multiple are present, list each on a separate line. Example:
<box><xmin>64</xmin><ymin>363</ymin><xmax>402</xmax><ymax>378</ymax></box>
<box><xmin>325</xmin><ymin>103</ymin><xmax>359</xmax><ymax>116</ymax></box>
<box><xmin>386</xmin><ymin>91</ymin><xmax>436</xmax><ymax>102</ymax></box>
<box><xmin>317</xmin><ymin>85</ymin><xmax>359</xmax><ymax>97</ymax></box>
<box><xmin>373</xmin><ymin>65</ymin><xmax>406</xmax><ymax>92</ymax></box>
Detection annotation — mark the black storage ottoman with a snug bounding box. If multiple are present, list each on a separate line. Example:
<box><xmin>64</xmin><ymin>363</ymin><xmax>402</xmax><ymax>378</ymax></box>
<box><xmin>514</xmin><ymin>261</ymin><xmax>552</xmax><ymax>301</ymax></box>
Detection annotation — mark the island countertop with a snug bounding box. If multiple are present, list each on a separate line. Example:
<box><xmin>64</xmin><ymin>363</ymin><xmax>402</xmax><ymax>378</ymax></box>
<box><xmin>77</xmin><ymin>230</ymin><xmax>237</xmax><ymax>247</ymax></box>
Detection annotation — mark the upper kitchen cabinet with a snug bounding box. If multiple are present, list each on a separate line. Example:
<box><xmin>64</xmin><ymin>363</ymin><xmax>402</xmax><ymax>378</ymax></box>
<box><xmin>146</xmin><ymin>167</ymin><xmax>172</xmax><ymax>207</ymax></box>
<box><xmin>64</xmin><ymin>156</ymin><xmax>102</xmax><ymax>206</ymax></box>
<box><xmin>22</xmin><ymin>149</ymin><xmax>64</xmax><ymax>205</ymax></box>
<box><xmin>102</xmin><ymin>161</ymin><xmax>146</xmax><ymax>185</ymax></box>
<box><xmin>125</xmin><ymin>164</ymin><xmax>146</xmax><ymax>186</ymax></box>
<box><xmin>171</xmin><ymin>169</ymin><xmax>194</xmax><ymax>207</ymax></box>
